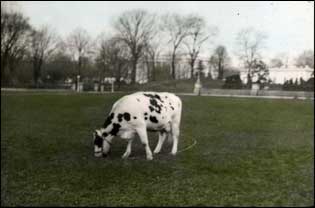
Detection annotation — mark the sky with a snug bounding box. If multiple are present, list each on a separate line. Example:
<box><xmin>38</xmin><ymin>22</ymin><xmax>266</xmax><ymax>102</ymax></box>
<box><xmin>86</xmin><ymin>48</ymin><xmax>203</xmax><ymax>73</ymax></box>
<box><xmin>17</xmin><ymin>1</ymin><xmax>314</xmax><ymax>65</ymax></box>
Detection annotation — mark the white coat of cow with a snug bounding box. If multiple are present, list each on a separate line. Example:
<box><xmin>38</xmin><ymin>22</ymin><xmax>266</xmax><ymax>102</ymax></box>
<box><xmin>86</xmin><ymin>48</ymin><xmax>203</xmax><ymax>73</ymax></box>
<box><xmin>93</xmin><ymin>91</ymin><xmax>182</xmax><ymax>160</ymax></box>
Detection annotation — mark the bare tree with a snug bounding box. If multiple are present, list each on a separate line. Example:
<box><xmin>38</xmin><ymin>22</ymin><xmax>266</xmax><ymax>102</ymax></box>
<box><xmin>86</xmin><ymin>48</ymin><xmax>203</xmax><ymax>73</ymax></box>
<box><xmin>43</xmin><ymin>46</ymin><xmax>74</xmax><ymax>83</ymax></box>
<box><xmin>209</xmin><ymin>45</ymin><xmax>230</xmax><ymax>80</ymax></box>
<box><xmin>113</xmin><ymin>9</ymin><xmax>156</xmax><ymax>84</ymax></box>
<box><xmin>1</xmin><ymin>5</ymin><xmax>31</xmax><ymax>85</ymax></box>
<box><xmin>67</xmin><ymin>27</ymin><xmax>92</xmax><ymax>78</ymax></box>
<box><xmin>96</xmin><ymin>35</ymin><xmax>130</xmax><ymax>89</ymax></box>
<box><xmin>184</xmin><ymin>14</ymin><xmax>218</xmax><ymax>79</ymax></box>
<box><xmin>29</xmin><ymin>25</ymin><xmax>59</xmax><ymax>86</ymax></box>
<box><xmin>143</xmin><ymin>36</ymin><xmax>161</xmax><ymax>82</ymax></box>
<box><xmin>162</xmin><ymin>13</ymin><xmax>192</xmax><ymax>80</ymax></box>
<box><xmin>295</xmin><ymin>50</ymin><xmax>314</xmax><ymax>69</ymax></box>
<box><xmin>235</xmin><ymin>27</ymin><xmax>267</xmax><ymax>87</ymax></box>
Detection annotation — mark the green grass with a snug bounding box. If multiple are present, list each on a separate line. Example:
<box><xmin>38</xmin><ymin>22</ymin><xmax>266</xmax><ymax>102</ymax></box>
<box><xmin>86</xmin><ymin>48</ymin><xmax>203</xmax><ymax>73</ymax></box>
<box><xmin>1</xmin><ymin>92</ymin><xmax>314</xmax><ymax>206</ymax></box>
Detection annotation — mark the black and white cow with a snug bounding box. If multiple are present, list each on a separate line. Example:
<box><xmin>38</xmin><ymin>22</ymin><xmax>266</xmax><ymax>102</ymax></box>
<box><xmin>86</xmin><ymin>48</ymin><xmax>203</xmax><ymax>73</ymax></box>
<box><xmin>93</xmin><ymin>91</ymin><xmax>182</xmax><ymax>160</ymax></box>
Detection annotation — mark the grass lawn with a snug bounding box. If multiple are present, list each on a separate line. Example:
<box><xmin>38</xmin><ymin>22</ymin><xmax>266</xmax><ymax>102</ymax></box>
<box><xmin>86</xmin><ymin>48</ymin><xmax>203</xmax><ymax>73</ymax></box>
<box><xmin>1</xmin><ymin>92</ymin><xmax>314</xmax><ymax>206</ymax></box>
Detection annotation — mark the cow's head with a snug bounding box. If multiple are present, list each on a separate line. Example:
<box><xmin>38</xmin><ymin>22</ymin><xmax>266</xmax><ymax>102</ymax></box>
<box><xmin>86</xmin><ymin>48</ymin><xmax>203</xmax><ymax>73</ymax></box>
<box><xmin>93</xmin><ymin>130</ymin><xmax>111</xmax><ymax>157</ymax></box>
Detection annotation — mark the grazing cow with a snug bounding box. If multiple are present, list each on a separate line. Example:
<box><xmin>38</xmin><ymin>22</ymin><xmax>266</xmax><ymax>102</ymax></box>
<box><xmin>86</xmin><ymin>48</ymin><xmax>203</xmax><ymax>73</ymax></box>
<box><xmin>93</xmin><ymin>91</ymin><xmax>182</xmax><ymax>160</ymax></box>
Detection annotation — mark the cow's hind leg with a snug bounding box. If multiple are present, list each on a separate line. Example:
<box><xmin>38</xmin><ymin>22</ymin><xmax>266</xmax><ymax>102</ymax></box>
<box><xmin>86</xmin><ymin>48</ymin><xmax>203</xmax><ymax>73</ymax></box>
<box><xmin>122</xmin><ymin>139</ymin><xmax>133</xmax><ymax>159</ymax></box>
<box><xmin>136</xmin><ymin>127</ymin><xmax>153</xmax><ymax>160</ymax></box>
<box><xmin>171</xmin><ymin>123</ymin><xmax>180</xmax><ymax>155</ymax></box>
<box><xmin>153</xmin><ymin>131</ymin><xmax>167</xmax><ymax>154</ymax></box>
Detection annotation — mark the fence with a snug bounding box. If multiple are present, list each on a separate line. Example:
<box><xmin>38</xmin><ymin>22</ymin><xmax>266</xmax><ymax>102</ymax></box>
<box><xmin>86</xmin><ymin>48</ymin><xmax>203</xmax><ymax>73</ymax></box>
<box><xmin>201</xmin><ymin>88</ymin><xmax>314</xmax><ymax>99</ymax></box>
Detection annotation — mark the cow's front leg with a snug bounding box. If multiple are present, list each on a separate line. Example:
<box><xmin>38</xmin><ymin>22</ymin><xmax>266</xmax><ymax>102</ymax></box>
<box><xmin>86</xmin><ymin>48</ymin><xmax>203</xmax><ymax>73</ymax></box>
<box><xmin>122</xmin><ymin>139</ymin><xmax>133</xmax><ymax>159</ymax></box>
<box><xmin>136</xmin><ymin>127</ymin><xmax>153</xmax><ymax>160</ymax></box>
<box><xmin>154</xmin><ymin>131</ymin><xmax>167</xmax><ymax>154</ymax></box>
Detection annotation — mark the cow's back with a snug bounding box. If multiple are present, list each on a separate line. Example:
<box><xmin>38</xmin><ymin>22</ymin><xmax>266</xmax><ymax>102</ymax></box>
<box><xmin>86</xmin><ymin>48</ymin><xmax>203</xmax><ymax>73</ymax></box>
<box><xmin>110</xmin><ymin>92</ymin><xmax>181</xmax><ymax>130</ymax></box>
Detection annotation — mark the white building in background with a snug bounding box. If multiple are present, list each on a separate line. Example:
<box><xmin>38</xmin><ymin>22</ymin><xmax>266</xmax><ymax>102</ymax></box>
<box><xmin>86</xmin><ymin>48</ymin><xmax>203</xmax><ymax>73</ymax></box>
<box><xmin>239</xmin><ymin>65</ymin><xmax>314</xmax><ymax>85</ymax></box>
<box><xmin>134</xmin><ymin>54</ymin><xmax>314</xmax><ymax>85</ymax></box>
<box><xmin>268</xmin><ymin>66</ymin><xmax>313</xmax><ymax>84</ymax></box>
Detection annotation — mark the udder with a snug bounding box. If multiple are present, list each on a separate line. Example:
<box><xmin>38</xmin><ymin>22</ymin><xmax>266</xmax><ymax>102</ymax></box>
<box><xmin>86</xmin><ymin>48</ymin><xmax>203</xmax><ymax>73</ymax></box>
<box><xmin>119</xmin><ymin>129</ymin><xmax>136</xmax><ymax>139</ymax></box>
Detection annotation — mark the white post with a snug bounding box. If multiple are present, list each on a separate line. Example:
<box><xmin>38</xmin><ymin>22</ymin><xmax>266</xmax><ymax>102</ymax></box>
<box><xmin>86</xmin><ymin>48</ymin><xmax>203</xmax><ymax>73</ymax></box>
<box><xmin>251</xmin><ymin>83</ymin><xmax>260</xmax><ymax>96</ymax></box>
<box><xmin>76</xmin><ymin>75</ymin><xmax>80</xmax><ymax>92</ymax></box>
<box><xmin>194</xmin><ymin>72</ymin><xmax>202</xmax><ymax>95</ymax></box>
<box><xmin>94</xmin><ymin>82</ymin><xmax>98</xmax><ymax>91</ymax></box>
<box><xmin>72</xmin><ymin>83</ymin><xmax>76</xmax><ymax>91</ymax></box>
<box><xmin>111</xmin><ymin>80</ymin><xmax>115</xmax><ymax>93</ymax></box>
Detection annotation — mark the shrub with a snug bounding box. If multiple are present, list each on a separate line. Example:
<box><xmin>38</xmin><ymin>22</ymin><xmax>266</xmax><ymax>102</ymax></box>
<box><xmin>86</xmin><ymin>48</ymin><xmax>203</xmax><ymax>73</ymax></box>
<box><xmin>282</xmin><ymin>77</ymin><xmax>314</xmax><ymax>91</ymax></box>
<box><xmin>222</xmin><ymin>74</ymin><xmax>244</xmax><ymax>89</ymax></box>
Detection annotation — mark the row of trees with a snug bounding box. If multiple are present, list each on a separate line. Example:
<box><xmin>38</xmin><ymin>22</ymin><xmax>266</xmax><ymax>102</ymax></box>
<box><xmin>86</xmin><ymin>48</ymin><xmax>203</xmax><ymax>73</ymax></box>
<box><xmin>1</xmin><ymin>2</ymin><xmax>314</xmax><ymax>88</ymax></box>
<box><xmin>1</xmin><ymin>4</ymin><xmax>216</xmax><ymax>86</ymax></box>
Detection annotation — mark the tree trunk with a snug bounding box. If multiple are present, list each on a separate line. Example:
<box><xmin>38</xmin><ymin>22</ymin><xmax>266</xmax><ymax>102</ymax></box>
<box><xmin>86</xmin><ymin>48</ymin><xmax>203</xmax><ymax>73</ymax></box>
<box><xmin>33</xmin><ymin>58</ymin><xmax>43</xmax><ymax>88</ymax></box>
<box><xmin>99</xmin><ymin>65</ymin><xmax>106</xmax><ymax>91</ymax></box>
<box><xmin>132</xmin><ymin>58</ymin><xmax>137</xmax><ymax>84</ymax></box>
<box><xmin>247</xmin><ymin>73</ymin><xmax>252</xmax><ymax>88</ymax></box>
<box><xmin>78</xmin><ymin>56</ymin><xmax>82</xmax><ymax>76</ymax></box>
<box><xmin>117</xmin><ymin>62</ymin><xmax>122</xmax><ymax>90</ymax></box>
<box><xmin>145</xmin><ymin>56</ymin><xmax>151</xmax><ymax>82</ymax></box>
<box><xmin>190</xmin><ymin>58</ymin><xmax>195</xmax><ymax>79</ymax></box>
<box><xmin>33</xmin><ymin>62</ymin><xmax>39</xmax><ymax>87</ymax></box>
<box><xmin>1</xmin><ymin>52</ymin><xmax>10</xmax><ymax>86</ymax></box>
<box><xmin>246</xmin><ymin>65</ymin><xmax>252</xmax><ymax>89</ymax></box>
<box><xmin>246</xmin><ymin>62</ymin><xmax>253</xmax><ymax>88</ymax></box>
<box><xmin>218</xmin><ymin>59</ymin><xmax>223</xmax><ymax>80</ymax></box>
<box><xmin>1</xmin><ymin>57</ymin><xmax>8</xmax><ymax>86</ymax></box>
<box><xmin>151</xmin><ymin>60</ymin><xmax>156</xmax><ymax>81</ymax></box>
<box><xmin>171</xmin><ymin>52</ymin><xmax>176</xmax><ymax>80</ymax></box>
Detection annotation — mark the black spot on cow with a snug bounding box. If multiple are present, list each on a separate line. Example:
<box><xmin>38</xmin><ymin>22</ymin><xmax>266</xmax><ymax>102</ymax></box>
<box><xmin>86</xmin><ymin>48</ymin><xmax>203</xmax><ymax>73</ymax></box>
<box><xmin>155</xmin><ymin>94</ymin><xmax>161</xmax><ymax>100</ymax></box>
<box><xmin>102</xmin><ymin>132</ymin><xmax>108</xmax><ymax>137</ymax></box>
<box><xmin>123</xmin><ymin>112</ymin><xmax>130</xmax><ymax>121</ymax></box>
<box><xmin>144</xmin><ymin>112</ymin><xmax>148</xmax><ymax>115</ymax></box>
<box><xmin>144</xmin><ymin>93</ymin><xmax>163</xmax><ymax>114</ymax></box>
<box><xmin>94</xmin><ymin>134</ymin><xmax>103</xmax><ymax>148</ymax></box>
<box><xmin>169</xmin><ymin>102</ymin><xmax>172</xmax><ymax>105</ymax></box>
<box><xmin>143</xmin><ymin>93</ymin><xmax>162</xmax><ymax>101</ymax></box>
<box><xmin>133</xmin><ymin>116</ymin><xmax>137</xmax><ymax>119</ymax></box>
<box><xmin>145</xmin><ymin>117</ymin><xmax>148</xmax><ymax>120</ymax></box>
<box><xmin>149</xmin><ymin>116</ymin><xmax>158</xmax><ymax>123</ymax></box>
<box><xmin>150</xmin><ymin>98</ymin><xmax>159</xmax><ymax>107</ymax></box>
<box><xmin>110</xmin><ymin>123</ymin><xmax>121</xmax><ymax>136</ymax></box>
<box><xmin>117</xmin><ymin>113</ymin><xmax>124</xmax><ymax>122</ymax></box>
<box><xmin>136</xmin><ymin>98</ymin><xmax>140</xmax><ymax>102</ymax></box>
<box><xmin>103</xmin><ymin>113</ymin><xmax>115</xmax><ymax>128</ymax></box>
<box><xmin>165</xmin><ymin>96</ymin><xmax>168</xmax><ymax>98</ymax></box>
<box><xmin>162</xmin><ymin>116</ymin><xmax>165</xmax><ymax>119</ymax></box>
<box><xmin>150</xmin><ymin>99</ymin><xmax>162</xmax><ymax>114</ymax></box>
<box><xmin>171</xmin><ymin>106</ymin><xmax>174</xmax><ymax>110</ymax></box>
<box><xmin>143</xmin><ymin>93</ymin><xmax>153</xmax><ymax>98</ymax></box>
<box><xmin>154</xmin><ymin>94</ymin><xmax>163</xmax><ymax>102</ymax></box>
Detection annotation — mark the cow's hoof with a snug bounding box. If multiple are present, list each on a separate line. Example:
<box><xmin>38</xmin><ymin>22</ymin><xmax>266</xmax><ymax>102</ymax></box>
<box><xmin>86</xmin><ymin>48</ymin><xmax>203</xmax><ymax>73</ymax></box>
<box><xmin>146</xmin><ymin>155</ymin><xmax>153</xmax><ymax>160</ymax></box>
<box><xmin>170</xmin><ymin>152</ymin><xmax>177</xmax><ymax>156</ymax></box>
